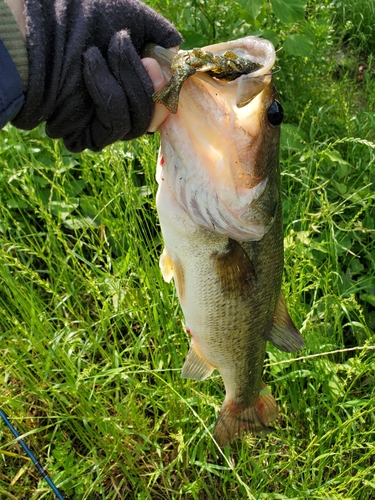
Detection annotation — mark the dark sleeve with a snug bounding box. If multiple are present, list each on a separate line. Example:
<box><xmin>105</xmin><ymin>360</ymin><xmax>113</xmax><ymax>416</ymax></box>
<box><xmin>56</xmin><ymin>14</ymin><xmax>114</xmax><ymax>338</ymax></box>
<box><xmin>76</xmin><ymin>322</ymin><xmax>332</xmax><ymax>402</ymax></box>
<box><xmin>0</xmin><ymin>38</ymin><xmax>24</xmax><ymax>129</ymax></box>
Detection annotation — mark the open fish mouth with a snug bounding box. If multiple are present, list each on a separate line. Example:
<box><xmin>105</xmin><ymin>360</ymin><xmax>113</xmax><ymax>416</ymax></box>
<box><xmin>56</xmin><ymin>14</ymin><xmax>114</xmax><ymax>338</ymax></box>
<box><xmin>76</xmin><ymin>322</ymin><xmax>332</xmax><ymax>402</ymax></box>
<box><xmin>203</xmin><ymin>36</ymin><xmax>276</xmax><ymax>74</ymax></box>
<box><xmin>144</xmin><ymin>36</ymin><xmax>277</xmax><ymax>113</ymax></box>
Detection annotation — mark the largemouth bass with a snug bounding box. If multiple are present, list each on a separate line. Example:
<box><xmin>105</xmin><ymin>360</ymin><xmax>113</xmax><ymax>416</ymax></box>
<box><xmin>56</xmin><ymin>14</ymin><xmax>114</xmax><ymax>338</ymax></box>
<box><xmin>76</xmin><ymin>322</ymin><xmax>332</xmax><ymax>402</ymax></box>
<box><xmin>149</xmin><ymin>37</ymin><xmax>304</xmax><ymax>447</ymax></box>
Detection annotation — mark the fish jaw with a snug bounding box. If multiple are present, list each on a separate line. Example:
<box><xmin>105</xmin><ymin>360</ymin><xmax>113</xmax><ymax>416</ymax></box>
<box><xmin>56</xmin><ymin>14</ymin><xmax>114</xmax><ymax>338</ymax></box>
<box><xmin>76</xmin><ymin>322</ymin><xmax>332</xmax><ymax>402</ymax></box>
<box><xmin>158</xmin><ymin>36</ymin><xmax>281</xmax><ymax>241</ymax></box>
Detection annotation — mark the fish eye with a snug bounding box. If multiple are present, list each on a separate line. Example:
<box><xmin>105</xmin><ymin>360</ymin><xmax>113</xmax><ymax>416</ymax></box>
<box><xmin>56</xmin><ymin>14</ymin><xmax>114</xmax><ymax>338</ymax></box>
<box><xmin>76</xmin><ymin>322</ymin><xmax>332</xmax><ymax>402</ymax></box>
<box><xmin>267</xmin><ymin>100</ymin><xmax>284</xmax><ymax>127</ymax></box>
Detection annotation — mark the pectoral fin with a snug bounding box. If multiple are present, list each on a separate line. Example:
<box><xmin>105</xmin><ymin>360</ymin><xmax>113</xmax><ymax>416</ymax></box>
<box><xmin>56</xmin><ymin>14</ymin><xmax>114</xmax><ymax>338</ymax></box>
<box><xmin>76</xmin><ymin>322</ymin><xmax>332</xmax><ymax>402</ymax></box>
<box><xmin>159</xmin><ymin>249</ymin><xmax>174</xmax><ymax>283</ymax></box>
<box><xmin>181</xmin><ymin>343</ymin><xmax>215</xmax><ymax>381</ymax></box>
<box><xmin>268</xmin><ymin>292</ymin><xmax>305</xmax><ymax>352</ymax></box>
<box><xmin>212</xmin><ymin>239</ymin><xmax>256</xmax><ymax>297</ymax></box>
<box><xmin>160</xmin><ymin>250</ymin><xmax>186</xmax><ymax>304</ymax></box>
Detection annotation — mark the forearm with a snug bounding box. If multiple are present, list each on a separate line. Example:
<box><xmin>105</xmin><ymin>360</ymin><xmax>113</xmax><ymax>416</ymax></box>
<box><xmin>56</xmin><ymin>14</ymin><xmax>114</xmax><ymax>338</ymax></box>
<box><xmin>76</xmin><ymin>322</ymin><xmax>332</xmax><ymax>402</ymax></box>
<box><xmin>0</xmin><ymin>0</ymin><xmax>28</xmax><ymax>84</ymax></box>
<box><xmin>0</xmin><ymin>0</ymin><xmax>28</xmax><ymax>127</ymax></box>
<box><xmin>5</xmin><ymin>0</ymin><xmax>26</xmax><ymax>40</ymax></box>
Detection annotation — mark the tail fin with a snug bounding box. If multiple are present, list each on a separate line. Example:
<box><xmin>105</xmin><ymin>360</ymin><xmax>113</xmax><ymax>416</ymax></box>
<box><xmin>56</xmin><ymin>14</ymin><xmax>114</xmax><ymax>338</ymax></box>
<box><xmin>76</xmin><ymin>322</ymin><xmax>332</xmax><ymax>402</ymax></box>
<box><xmin>213</xmin><ymin>388</ymin><xmax>278</xmax><ymax>447</ymax></box>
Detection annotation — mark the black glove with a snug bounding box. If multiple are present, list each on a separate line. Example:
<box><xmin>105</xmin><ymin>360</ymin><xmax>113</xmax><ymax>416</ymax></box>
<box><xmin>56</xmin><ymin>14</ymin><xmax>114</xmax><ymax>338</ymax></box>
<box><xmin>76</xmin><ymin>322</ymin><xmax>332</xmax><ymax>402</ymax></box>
<box><xmin>12</xmin><ymin>0</ymin><xmax>182</xmax><ymax>152</ymax></box>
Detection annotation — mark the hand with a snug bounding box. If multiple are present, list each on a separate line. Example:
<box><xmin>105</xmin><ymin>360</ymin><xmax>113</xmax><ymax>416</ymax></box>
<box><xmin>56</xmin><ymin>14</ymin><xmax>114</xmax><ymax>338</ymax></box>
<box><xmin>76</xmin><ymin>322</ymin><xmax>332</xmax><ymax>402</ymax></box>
<box><xmin>12</xmin><ymin>0</ymin><xmax>182</xmax><ymax>152</ymax></box>
<box><xmin>142</xmin><ymin>46</ymin><xmax>178</xmax><ymax>132</ymax></box>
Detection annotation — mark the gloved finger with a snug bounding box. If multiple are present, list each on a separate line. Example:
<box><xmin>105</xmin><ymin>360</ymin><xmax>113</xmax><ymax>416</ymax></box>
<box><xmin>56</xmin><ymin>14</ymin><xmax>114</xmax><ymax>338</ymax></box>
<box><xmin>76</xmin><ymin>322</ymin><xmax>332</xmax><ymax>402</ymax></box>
<box><xmin>131</xmin><ymin>0</ymin><xmax>183</xmax><ymax>50</ymax></box>
<box><xmin>75</xmin><ymin>45</ymin><xmax>133</xmax><ymax>151</ymax></box>
<box><xmin>45</xmin><ymin>90</ymin><xmax>93</xmax><ymax>144</ymax></box>
<box><xmin>107</xmin><ymin>31</ymin><xmax>154</xmax><ymax>140</ymax></box>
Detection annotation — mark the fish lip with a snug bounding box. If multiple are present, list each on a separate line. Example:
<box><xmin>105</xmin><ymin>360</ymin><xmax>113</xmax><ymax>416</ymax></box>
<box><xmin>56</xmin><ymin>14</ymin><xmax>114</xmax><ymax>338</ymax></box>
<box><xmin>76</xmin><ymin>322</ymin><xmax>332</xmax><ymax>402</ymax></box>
<box><xmin>202</xmin><ymin>36</ymin><xmax>276</xmax><ymax>76</ymax></box>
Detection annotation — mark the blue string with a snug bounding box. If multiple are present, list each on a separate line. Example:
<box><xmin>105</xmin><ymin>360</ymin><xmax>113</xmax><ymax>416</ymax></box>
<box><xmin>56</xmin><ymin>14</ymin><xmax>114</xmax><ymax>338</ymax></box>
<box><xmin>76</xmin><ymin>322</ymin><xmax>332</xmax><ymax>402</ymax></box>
<box><xmin>0</xmin><ymin>409</ymin><xmax>66</xmax><ymax>500</ymax></box>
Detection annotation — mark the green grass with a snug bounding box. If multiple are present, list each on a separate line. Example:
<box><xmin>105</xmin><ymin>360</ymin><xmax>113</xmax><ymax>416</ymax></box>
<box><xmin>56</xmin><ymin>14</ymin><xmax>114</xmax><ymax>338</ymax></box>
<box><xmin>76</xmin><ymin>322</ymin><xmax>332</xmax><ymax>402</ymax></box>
<box><xmin>1</xmin><ymin>0</ymin><xmax>375</xmax><ymax>498</ymax></box>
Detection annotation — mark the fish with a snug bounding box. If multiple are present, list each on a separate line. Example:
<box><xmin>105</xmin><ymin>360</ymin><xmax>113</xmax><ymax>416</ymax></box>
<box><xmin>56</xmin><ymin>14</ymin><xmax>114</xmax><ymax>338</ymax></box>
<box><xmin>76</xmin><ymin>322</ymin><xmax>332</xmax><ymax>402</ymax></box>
<box><xmin>149</xmin><ymin>36</ymin><xmax>304</xmax><ymax>447</ymax></box>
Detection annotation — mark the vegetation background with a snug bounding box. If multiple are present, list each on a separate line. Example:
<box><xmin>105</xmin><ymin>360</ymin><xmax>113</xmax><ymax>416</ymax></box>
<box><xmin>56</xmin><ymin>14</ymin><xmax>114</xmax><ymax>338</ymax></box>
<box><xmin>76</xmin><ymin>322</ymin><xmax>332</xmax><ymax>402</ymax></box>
<box><xmin>1</xmin><ymin>0</ymin><xmax>374</xmax><ymax>498</ymax></box>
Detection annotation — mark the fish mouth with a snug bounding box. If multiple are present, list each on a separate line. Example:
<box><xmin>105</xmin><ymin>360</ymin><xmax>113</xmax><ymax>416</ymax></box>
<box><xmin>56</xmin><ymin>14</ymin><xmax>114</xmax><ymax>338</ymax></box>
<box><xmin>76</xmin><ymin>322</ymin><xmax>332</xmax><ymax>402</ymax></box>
<box><xmin>144</xmin><ymin>36</ymin><xmax>276</xmax><ymax>78</ymax></box>
<box><xmin>144</xmin><ymin>37</ymin><xmax>277</xmax><ymax>112</ymax></box>
<box><xmin>201</xmin><ymin>37</ymin><xmax>276</xmax><ymax>109</ymax></box>
<box><xmin>202</xmin><ymin>36</ymin><xmax>276</xmax><ymax>76</ymax></box>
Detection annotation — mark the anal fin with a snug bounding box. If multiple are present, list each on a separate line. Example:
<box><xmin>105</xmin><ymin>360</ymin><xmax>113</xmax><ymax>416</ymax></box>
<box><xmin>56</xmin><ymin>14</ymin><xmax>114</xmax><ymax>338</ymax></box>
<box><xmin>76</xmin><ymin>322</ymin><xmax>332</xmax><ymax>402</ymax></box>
<box><xmin>181</xmin><ymin>343</ymin><xmax>214</xmax><ymax>381</ymax></box>
<box><xmin>268</xmin><ymin>292</ymin><xmax>305</xmax><ymax>352</ymax></box>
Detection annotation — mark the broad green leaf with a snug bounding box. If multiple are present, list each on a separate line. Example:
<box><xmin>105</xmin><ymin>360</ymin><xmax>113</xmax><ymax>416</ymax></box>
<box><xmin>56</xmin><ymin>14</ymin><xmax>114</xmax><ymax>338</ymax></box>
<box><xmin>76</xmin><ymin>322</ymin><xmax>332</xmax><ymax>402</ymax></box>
<box><xmin>337</xmin><ymin>236</ymin><xmax>352</xmax><ymax>256</ymax></box>
<box><xmin>236</xmin><ymin>9</ymin><xmax>258</xmax><ymax>25</ymax></box>
<box><xmin>328</xmin><ymin>374</ymin><xmax>345</xmax><ymax>400</ymax></box>
<box><xmin>270</xmin><ymin>0</ymin><xmax>306</xmax><ymax>23</ymax></box>
<box><xmin>6</xmin><ymin>198</ymin><xmax>29</xmax><ymax>209</ymax></box>
<box><xmin>335</xmin><ymin>162</ymin><xmax>352</xmax><ymax>179</ymax></box>
<box><xmin>324</xmin><ymin>150</ymin><xmax>350</xmax><ymax>165</ymax></box>
<box><xmin>138</xmin><ymin>185</ymin><xmax>152</xmax><ymax>198</ymax></box>
<box><xmin>63</xmin><ymin>217</ymin><xmax>93</xmax><ymax>230</ymax></box>
<box><xmin>367</xmin><ymin>311</ymin><xmax>375</xmax><ymax>329</ymax></box>
<box><xmin>332</xmin><ymin>180</ymin><xmax>347</xmax><ymax>195</ymax></box>
<box><xmin>62</xmin><ymin>155</ymin><xmax>79</xmax><ymax>168</ymax></box>
<box><xmin>64</xmin><ymin>179</ymin><xmax>87</xmax><ymax>197</ymax></box>
<box><xmin>80</xmin><ymin>197</ymin><xmax>101</xmax><ymax>223</ymax></box>
<box><xmin>50</xmin><ymin>199</ymin><xmax>79</xmax><ymax>219</ymax></box>
<box><xmin>358</xmin><ymin>276</ymin><xmax>375</xmax><ymax>293</ymax></box>
<box><xmin>234</xmin><ymin>0</ymin><xmax>264</xmax><ymax>19</ymax></box>
<box><xmin>260</xmin><ymin>29</ymin><xmax>280</xmax><ymax>47</ymax></box>
<box><xmin>360</xmin><ymin>293</ymin><xmax>375</xmax><ymax>307</ymax></box>
<box><xmin>316</xmin><ymin>359</ymin><xmax>345</xmax><ymax>400</ymax></box>
<box><xmin>302</xmin><ymin>25</ymin><xmax>316</xmax><ymax>43</ymax></box>
<box><xmin>296</xmin><ymin>231</ymin><xmax>310</xmax><ymax>245</ymax></box>
<box><xmin>349</xmin><ymin>258</ymin><xmax>365</xmax><ymax>275</ymax></box>
<box><xmin>283</xmin><ymin>34</ymin><xmax>314</xmax><ymax>57</ymax></box>
<box><xmin>32</xmin><ymin>175</ymin><xmax>49</xmax><ymax>186</ymax></box>
<box><xmin>324</xmin><ymin>150</ymin><xmax>352</xmax><ymax>178</ymax></box>
<box><xmin>259</xmin><ymin>385</ymin><xmax>272</xmax><ymax>396</ymax></box>
<box><xmin>180</xmin><ymin>30</ymin><xmax>210</xmax><ymax>50</ymax></box>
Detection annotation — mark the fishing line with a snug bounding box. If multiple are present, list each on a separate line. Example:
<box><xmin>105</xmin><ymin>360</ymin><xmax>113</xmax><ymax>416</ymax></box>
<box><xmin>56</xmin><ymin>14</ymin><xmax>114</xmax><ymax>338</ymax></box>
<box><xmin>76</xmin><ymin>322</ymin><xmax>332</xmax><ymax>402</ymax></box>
<box><xmin>263</xmin><ymin>344</ymin><xmax>375</xmax><ymax>368</ymax></box>
<box><xmin>0</xmin><ymin>410</ymin><xmax>66</xmax><ymax>500</ymax></box>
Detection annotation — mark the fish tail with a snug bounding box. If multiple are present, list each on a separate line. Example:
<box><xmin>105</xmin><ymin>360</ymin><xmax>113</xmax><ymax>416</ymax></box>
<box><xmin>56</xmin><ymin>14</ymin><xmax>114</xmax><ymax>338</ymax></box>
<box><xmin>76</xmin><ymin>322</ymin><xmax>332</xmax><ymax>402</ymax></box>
<box><xmin>213</xmin><ymin>388</ymin><xmax>278</xmax><ymax>447</ymax></box>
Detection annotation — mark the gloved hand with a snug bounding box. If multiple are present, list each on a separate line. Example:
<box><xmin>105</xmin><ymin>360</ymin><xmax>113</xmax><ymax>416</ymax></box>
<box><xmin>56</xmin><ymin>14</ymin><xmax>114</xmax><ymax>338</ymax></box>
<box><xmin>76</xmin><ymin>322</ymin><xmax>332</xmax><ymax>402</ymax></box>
<box><xmin>12</xmin><ymin>0</ymin><xmax>182</xmax><ymax>152</ymax></box>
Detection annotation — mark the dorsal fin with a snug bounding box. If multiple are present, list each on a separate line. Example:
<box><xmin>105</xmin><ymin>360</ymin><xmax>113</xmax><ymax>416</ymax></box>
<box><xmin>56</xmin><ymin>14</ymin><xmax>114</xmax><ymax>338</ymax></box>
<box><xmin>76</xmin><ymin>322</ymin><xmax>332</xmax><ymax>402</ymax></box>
<box><xmin>268</xmin><ymin>292</ymin><xmax>304</xmax><ymax>352</ymax></box>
